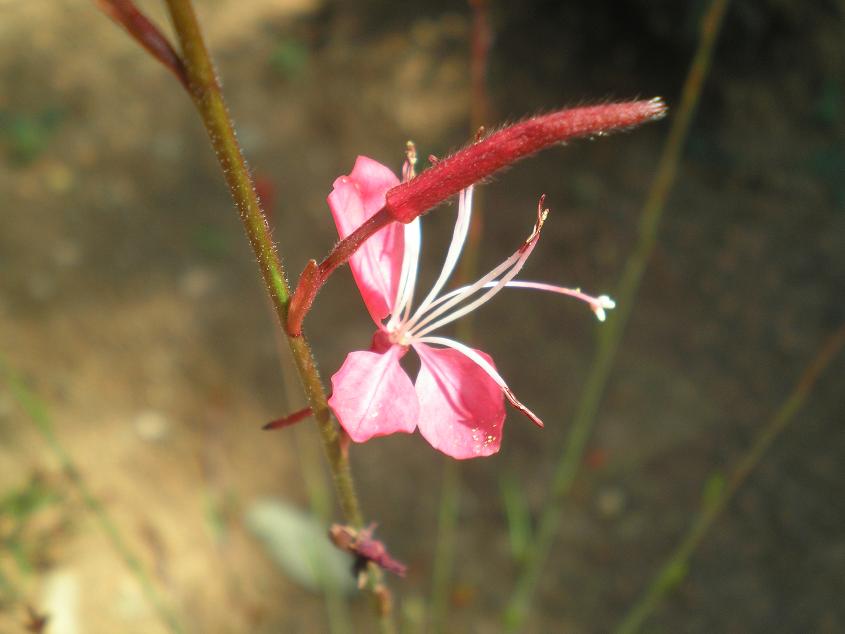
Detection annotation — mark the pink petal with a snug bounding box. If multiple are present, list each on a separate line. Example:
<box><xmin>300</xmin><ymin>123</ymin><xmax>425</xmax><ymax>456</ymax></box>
<box><xmin>328</xmin><ymin>156</ymin><xmax>403</xmax><ymax>323</ymax></box>
<box><xmin>328</xmin><ymin>344</ymin><xmax>418</xmax><ymax>442</ymax></box>
<box><xmin>413</xmin><ymin>343</ymin><xmax>505</xmax><ymax>459</ymax></box>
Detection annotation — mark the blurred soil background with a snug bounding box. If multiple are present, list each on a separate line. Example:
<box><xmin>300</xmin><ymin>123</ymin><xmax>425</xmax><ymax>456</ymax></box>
<box><xmin>1</xmin><ymin>0</ymin><xmax>843</xmax><ymax>632</ymax></box>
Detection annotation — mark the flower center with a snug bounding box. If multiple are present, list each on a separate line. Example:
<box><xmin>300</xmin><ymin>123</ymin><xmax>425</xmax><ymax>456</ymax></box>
<box><xmin>387</xmin><ymin>322</ymin><xmax>413</xmax><ymax>347</ymax></box>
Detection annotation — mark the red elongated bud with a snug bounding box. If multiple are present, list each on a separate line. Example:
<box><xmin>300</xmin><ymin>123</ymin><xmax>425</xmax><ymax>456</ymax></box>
<box><xmin>384</xmin><ymin>98</ymin><xmax>666</xmax><ymax>223</ymax></box>
<box><xmin>262</xmin><ymin>406</ymin><xmax>312</xmax><ymax>430</ymax></box>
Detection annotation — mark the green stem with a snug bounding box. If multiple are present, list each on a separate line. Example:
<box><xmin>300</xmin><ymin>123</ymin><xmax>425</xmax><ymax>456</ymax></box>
<box><xmin>614</xmin><ymin>324</ymin><xmax>845</xmax><ymax>634</ymax></box>
<box><xmin>503</xmin><ymin>0</ymin><xmax>732</xmax><ymax>629</ymax></box>
<box><xmin>162</xmin><ymin>0</ymin><xmax>361</xmax><ymax>528</ymax></box>
<box><xmin>161</xmin><ymin>1</ymin><xmax>391</xmax><ymax>628</ymax></box>
<box><xmin>430</xmin><ymin>460</ymin><xmax>461</xmax><ymax>633</ymax></box>
<box><xmin>163</xmin><ymin>0</ymin><xmax>287</xmax><ymax>313</ymax></box>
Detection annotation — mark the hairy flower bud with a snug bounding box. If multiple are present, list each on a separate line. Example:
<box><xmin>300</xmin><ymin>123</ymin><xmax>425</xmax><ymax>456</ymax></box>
<box><xmin>384</xmin><ymin>98</ymin><xmax>666</xmax><ymax>223</ymax></box>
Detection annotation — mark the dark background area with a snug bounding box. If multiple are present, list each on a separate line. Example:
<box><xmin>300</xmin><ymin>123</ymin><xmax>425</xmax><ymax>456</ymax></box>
<box><xmin>1</xmin><ymin>1</ymin><xmax>843</xmax><ymax>632</ymax></box>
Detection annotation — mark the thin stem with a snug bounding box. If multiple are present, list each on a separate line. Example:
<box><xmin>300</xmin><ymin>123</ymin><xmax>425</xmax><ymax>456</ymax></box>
<box><xmin>457</xmin><ymin>0</ymin><xmax>492</xmax><ymax>332</ymax></box>
<box><xmin>0</xmin><ymin>356</ymin><xmax>184</xmax><ymax>634</ymax></box>
<box><xmin>161</xmin><ymin>1</ymin><xmax>392</xmax><ymax>628</ymax></box>
<box><xmin>163</xmin><ymin>0</ymin><xmax>288</xmax><ymax>314</ymax></box>
<box><xmin>430</xmin><ymin>459</ymin><xmax>461</xmax><ymax>633</ymax></box>
<box><xmin>96</xmin><ymin>0</ymin><xmax>189</xmax><ymax>89</ymax></box>
<box><xmin>287</xmin><ymin>207</ymin><xmax>393</xmax><ymax>336</ymax></box>
<box><xmin>503</xmin><ymin>0</ymin><xmax>732</xmax><ymax>629</ymax></box>
<box><xmin>274</xmin><ymin>326</ymin><xmax>351</xmax><ymax>634</ymax></box>
<box><xmin>614</xmin><ymin>323</ymin><xmax>845</xmax><ymax>634</ymax></box>
<box><xmin>468</xmin><ymin>0</ymin><xmax>492</xmax><ymax>133</ymax></box>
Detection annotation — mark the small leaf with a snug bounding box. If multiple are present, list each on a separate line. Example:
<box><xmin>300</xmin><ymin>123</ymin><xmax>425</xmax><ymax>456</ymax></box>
<box><xmin>270</xmin><ymin>39</ymin><xmax>309</xmax><ymax>79</ymax></box>
<box><xmin>245</xmin><ymin>498</ymin><xmax>356</xmax><ymax>595</ymax></box>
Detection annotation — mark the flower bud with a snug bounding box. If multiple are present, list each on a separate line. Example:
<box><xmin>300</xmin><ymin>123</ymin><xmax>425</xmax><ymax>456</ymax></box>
<box><xmin>385</xmin><ymin>99</ymin><xmax>666</xmax><ymax>223</ymax></box>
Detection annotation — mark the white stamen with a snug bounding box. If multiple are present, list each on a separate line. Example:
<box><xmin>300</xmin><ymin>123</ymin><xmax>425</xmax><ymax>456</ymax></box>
<box><xmin>405</xmin><ymin>209</ymin><xmax>543</xmax><ymax>339</ymax></box>
<box><xmin>415</xmin><ymin>335</ymin><xmax>509</xmax><ymax>390</ymax></box>
<box><xmin>493</xmin><ymin>282</ymin><xmax>616</xmax><ymax>322</ymax></box>
<box><xmin>409</xmin><ymin>244</ymin><xmax>532</xmax><ymax>339</ymax></box>
<box><xmin>388</xmin><ymin>217</ymin><xmax>421</xmax><ymax>331</ymax></box>
<box><xmin>414</xmin><ymin>335</ymin><xmax>544</xmax><ymax>428</ymax></box>
<box><xmin>384</xmin><ymin>187</ymin><xmax>613</xmax><ymax>349</ymax></box>
<box><xmin>413</xmin><ymin>186</ymin><xmax>474</xmax><ymax>319</ymax></box>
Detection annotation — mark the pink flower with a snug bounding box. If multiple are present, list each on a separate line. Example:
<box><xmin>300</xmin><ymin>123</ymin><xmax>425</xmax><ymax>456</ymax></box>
<box><xmin>326</xmin><ymin>156</ymin><xmax>615</xmax><ymax>459</ymax></box>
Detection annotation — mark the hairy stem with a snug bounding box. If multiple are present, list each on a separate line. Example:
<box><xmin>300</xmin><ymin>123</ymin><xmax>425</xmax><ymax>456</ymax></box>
<box><xmin>96</xmin><ymin>0</ymin><xmax>189</xmax><ymax>89</ymax></box>
<box><xmin>503</xmin><ymin>0</ymin><xmax>732</xmax><ymax>629</ymax></box>
<box><xmin>287</xmin><ymin>207</ymin><xmax>393</xmax><ymax>336</ymax></box>
<box><xmin>161</xmin><ymin>1</ymin><xmax>391</xmax><ymax>628</ymax></box>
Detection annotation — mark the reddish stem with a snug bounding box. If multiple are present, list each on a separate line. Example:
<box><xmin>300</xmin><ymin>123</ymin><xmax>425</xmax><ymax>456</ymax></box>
<box><xmin>263</xmin><ymin>406</ymin><xmax>313</xmax><ymax>430</ymax></box>
<box><xmin>469</xmin><ymin>0</ymin><xmax>492</xmax><ymax>129</ymax></box>
<box><xmin>286</xmin><ymin>207</ymin><xmax>393</xmax><ymax>335</ymax></box>
<box><xmin>95</xmin><ymin>0</ymin><xmax>189</xmax><ymax>89</ymax></box>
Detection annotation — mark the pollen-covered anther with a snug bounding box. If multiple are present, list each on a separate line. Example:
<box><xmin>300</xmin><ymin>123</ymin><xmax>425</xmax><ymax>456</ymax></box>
<box><xmin>591</xmin><ymin>294</ymin><xmax>616</xmax><ymax>322</ymax></box>
<box><xmin>521</xmin><ymin>196</ymin><xmax>549</xmax><ymax>253</ymax></box>
<box><xmin>503</xmin><ymin>387</ymin><xmax>544</xmax><ymax>428</ymax></box>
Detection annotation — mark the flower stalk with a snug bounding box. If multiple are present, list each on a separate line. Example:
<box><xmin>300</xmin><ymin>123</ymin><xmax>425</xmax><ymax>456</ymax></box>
<box><xmin>157</xmin><ymin>2</ymin><xmax>394</xmax><ymax>627</ymax></box>
<box><xmin>161</xmin><ymin>0</ymin><xmax>363</xmax><ymax>519</ymax></box>
<box><xmin>100</xmin><ymin>1</ymin><xmax>395</xmax><ymax>627</ymax></box>
<box><xmin>286</xmin><ymin>99</ymin><xmax>666</xmax><ymax>336</ymax></box>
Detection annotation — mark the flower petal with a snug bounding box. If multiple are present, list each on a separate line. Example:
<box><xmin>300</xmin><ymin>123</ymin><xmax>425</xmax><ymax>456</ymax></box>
<box><xmin>328</xmin><ymin>344</ymin><xmax>418</xmax><ymax>442</ymax></box>
<box><xmin>328</xmin><ymin>156</ymin><xmax>403</xmax><ymax>323</ymax></box>
<box><xmin>413</xmin><ymin>343</ymin><xmax>505</xmax><ymax>459</ymax></box>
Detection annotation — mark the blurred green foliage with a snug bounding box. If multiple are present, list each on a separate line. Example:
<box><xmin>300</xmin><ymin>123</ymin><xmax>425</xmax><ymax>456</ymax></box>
<box><xmin>813</xmin><ymin>79</ymin><xmax>841</xmax><ymax>128</ymax></box>
<box><xmin>0</xmin><ymin>476</ymin><xmax>63</xmax><ymax>580</ymax></box>
<box><xmin>807</xmin><ymin>144</ymin><xmax>845</xmax><ymax>210</ymax></box>
<box><xmin>499</xmin><ymin>472</ymin><xmax>533</xmax><ymax>564</ymax></box>
<box><xmin>0</xmin><ymin>108</ymin><xmax>64</xmax><ymax>165</ymax></box>
<box><xmin>269</xmin><ymin>39</ymin><xmax>309</xmax><ymax>80</ymax></box>
<box><xmin>192</xmin><ymin>225</ymin><xmax>232</xmax><ymax>258</ymax></box>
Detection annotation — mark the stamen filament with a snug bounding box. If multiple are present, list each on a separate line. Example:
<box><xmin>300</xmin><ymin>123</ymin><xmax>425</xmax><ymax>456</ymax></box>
<box><xmin>498</xmin><ymin>281</ymin><xmax>616</xmax><ymax>321</ymax></box>
<box><xmin>403</xmin><ymin>243</ymin><xmax>525</xmax><ymax>336</ymax></box>
<box><xmin>388</xmin><ymin>217</ymin><xmax>421</xmax><ymax>330</ymax></box>
<box><xmin>413</xmin><ymin>186</ymin><xmax>475</xmax><ymax>320</ymax></box>
<box><xmin>409</xmin><ymin>245</ymin><xmax>531</xmax><ymax>339</ymax></box>
<box><xmin>404</xmin><ymin>206</ymin><xmax>545</xmax><ymax>337</ymax></box>
<box><xmin>414</xmin><ymin>335</ymin><xmax>544</xmax><ymax>428</ymax></box>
